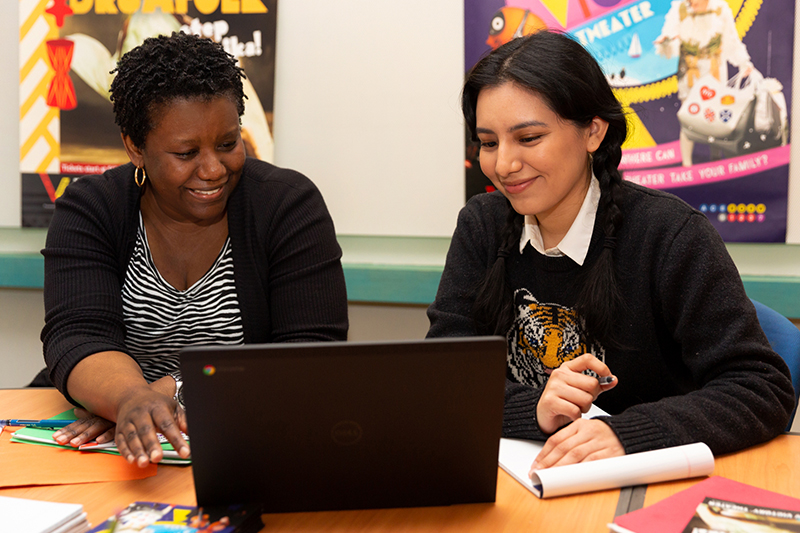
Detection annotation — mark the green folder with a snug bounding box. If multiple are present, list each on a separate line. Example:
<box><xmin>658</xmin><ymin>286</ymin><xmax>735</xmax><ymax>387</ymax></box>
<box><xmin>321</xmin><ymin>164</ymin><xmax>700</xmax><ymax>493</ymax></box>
<box><xmin>9</xmin><ymin>410</ymin><xmax>190</xmax><ymax>465</ymax></box>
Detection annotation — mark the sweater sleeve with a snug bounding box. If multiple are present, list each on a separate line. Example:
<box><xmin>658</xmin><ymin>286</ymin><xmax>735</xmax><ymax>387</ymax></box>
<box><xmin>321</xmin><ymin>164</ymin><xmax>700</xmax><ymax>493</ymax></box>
<box><xmin>603</xmin><ymin>213</ymin><xmax>794</xmax><ymax>454</ymax></box>
<box><xmin>41</xmin><ymin>176</ymin><xmax>132</xmax><ymax>403</ymax></box>
<box><xmin>255</xmin><ymin>172</ymin><xmax>348</xmax><ymax>343</ymax></box>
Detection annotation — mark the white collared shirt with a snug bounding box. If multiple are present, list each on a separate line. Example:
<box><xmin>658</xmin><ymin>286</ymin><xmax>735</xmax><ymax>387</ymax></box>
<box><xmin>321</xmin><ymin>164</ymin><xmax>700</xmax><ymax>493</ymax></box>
<box><xmin>519</xmin><ymin>175</ymin><xmax>600</xmax><ymax>266</ymax></box>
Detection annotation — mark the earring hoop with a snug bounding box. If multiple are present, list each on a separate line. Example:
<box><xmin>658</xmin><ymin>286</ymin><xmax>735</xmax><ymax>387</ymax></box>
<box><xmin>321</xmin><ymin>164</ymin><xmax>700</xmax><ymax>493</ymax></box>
<box><xmin>587</xmin><ymin>152</ymin><xmax>594</xmax><ymax>172</ymax></box>
<box><xmin>134</xmin><ymin>166</ymin><xmax>147</xmax><ymax>187</ymax></box>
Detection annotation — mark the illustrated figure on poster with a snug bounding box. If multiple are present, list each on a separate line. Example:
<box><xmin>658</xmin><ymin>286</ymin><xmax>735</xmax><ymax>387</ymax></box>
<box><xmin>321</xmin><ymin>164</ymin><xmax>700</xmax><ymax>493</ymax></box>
<box><xmin>65</xmin><ymin>10</ymin><xmax>274</xmax><ymax>162</ymax></box>
<box><xmin>654</xmin><ymin>0</ymin><xmax>753</xmax><ymax>166</ymax></box>
<box><xmin>486</xmin><ymin>7</ymin><xmax>547</xmax><ymax>50</ymax></box>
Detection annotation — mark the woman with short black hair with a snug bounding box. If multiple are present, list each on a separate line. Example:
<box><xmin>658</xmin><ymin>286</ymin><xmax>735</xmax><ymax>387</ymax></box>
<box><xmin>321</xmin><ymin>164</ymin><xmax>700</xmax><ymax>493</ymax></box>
<box><xmin>42</xmin><ymin>32</ymin><xmax>348</xmax><ymax>467</ymax></box>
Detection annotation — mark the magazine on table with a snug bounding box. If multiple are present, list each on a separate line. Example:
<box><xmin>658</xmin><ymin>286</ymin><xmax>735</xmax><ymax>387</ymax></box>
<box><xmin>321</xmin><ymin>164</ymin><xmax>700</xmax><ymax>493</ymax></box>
<box><xmin>682</xmin><ymin>497</ymin><xmax>800</xmax><ymax>533</ymax></box>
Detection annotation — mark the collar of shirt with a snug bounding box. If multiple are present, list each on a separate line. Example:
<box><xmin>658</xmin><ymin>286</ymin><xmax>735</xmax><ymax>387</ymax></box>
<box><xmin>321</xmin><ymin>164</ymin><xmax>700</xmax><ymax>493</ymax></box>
<box><xmin>519</xmin><ymin>175</ymin><xmax>600</xmax><ymax>266</ymax></box>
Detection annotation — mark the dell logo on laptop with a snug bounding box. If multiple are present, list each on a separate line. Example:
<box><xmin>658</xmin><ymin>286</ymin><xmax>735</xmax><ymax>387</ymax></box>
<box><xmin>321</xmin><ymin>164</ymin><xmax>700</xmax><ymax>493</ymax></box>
<box><xmin>331</xmin><ymin>420</ymin><xmax>363</xmax><ymax>445</ymax></box>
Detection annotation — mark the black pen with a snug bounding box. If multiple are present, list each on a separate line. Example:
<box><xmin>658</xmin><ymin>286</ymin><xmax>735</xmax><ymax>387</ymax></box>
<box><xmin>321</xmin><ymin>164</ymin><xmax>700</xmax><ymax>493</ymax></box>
<box><xmin>597</xmin><ymin>376</ymin><xmax>616</xmax><ymax>385</ymax></box>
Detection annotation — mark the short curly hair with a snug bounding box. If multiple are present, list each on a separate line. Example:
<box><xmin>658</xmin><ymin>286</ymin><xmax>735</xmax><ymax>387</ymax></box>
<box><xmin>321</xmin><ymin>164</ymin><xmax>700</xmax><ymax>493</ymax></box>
<box><xmin>110</xmin><ymin>32</ymin><xmax>246</xmax><ymax>148</ymax></box>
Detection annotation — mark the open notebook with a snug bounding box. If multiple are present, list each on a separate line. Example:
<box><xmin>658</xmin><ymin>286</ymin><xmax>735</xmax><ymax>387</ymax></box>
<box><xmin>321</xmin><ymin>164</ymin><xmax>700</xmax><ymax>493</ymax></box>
<box><xmin>498</xmin><ymin>405</ymin><xmax>715</xmax><ymax>498</ymax></box>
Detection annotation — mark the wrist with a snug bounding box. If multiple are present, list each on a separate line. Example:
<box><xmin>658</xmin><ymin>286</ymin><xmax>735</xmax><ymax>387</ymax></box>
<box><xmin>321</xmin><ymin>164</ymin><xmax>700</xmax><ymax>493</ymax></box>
<box><xmin>168</xmin><ymin>371</ymin><xmax>185</xmax><ymax>410</ymax></box>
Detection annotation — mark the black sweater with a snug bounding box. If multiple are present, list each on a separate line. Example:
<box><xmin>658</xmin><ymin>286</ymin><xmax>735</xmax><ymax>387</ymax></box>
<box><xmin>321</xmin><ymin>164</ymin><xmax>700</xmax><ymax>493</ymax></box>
<box><xmin>427</xmin><ymin>182</ymin><xmax>794</xmax><ymax>455</ymax></box>
<box><xmin>42</xmin><ymin>159</ymin><xmax>349</xmax><ymax>403</ymax></box>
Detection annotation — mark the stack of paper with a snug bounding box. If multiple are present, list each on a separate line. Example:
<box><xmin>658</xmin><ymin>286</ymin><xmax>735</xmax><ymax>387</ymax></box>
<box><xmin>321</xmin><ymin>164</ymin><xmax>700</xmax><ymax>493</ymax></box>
<box><xmin>0</xmin><ymin>495</ymin><xmax>90</xmax><ymax>533</ymax></box>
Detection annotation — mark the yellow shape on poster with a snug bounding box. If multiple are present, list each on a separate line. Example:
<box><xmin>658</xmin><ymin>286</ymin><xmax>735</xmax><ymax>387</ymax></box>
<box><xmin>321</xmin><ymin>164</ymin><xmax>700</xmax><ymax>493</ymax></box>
<box><xmin>55</xmin><ymin>177</ymin><xmax>72</xmax><ymax>199</ymax></box>
<box><xmin>539</xmin><ymin>0</ymin><xmax>569</xmax><ymax>28</ymax></box>
<box><xmin>621</xmin><ymin>106</ymin><xmax>656</xmax><ymax>149</ymax></box>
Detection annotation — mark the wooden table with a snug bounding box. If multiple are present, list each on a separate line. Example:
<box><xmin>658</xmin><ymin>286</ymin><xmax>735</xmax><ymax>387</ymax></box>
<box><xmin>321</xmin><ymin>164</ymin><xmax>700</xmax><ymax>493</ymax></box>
<box><xmin>1</xmin><ymin>389</ymin><xmax>797</xmax><ymax>532</ymax></box>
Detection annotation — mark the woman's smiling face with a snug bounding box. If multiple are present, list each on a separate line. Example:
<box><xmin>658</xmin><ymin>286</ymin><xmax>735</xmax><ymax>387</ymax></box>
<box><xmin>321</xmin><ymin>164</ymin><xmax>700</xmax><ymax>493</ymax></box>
<box><xmin>124</xmin><ymin>95</ymin><xmax>246</xmax><ymax>226</ymax></box>
<box><xmin>475</xmin><ymin>82</ymin><xmax>605</xmax><ymax>226</ymax></box>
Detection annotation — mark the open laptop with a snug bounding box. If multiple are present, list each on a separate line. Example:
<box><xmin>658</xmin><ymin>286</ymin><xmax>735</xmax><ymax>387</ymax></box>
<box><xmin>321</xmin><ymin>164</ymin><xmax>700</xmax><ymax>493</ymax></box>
<box><xmin>179</xmin><ymin>337</ymin><xmax>507</xmax><ymax>513</ymax></box>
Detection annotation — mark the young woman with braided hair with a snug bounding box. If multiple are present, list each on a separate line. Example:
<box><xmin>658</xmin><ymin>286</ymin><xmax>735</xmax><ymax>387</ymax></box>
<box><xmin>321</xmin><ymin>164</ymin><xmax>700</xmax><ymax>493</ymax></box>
<box><xmin>427</xmin><ymin>31</ymin><xmax>793</xmax><ymax>473</ymax></box>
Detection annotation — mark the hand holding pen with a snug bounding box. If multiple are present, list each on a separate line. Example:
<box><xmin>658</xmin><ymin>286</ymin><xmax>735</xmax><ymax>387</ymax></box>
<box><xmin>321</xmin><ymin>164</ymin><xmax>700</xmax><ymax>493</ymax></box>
<box><xmin>530</xmin><ymin>354</ymin><xmax>623</xmax><ymax>470</ymax></box>
<box><xmin>535</xmin><ymin>353</ymin><xmax>617</xmax><ymax>435</ymax></box>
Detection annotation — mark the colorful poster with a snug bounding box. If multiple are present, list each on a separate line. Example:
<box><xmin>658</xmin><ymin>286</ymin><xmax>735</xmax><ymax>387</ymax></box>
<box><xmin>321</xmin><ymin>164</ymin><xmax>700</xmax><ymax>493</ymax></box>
<box><xmin>19</xmin><ymin>0</ymin><xmax>277</xmax><ymax>227</ymax></box>
<box><xmin>465</xmin><ymin>0</ymin><xmax>793</xmax><ymax>242</ymax></box>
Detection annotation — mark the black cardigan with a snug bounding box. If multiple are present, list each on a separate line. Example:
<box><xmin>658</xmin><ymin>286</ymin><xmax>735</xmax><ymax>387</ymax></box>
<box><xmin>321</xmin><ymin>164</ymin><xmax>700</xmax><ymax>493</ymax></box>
<box><xmin>42</xmin><ymin>158</ymin><xmax>348</xmax><ymax>402</ymax></box>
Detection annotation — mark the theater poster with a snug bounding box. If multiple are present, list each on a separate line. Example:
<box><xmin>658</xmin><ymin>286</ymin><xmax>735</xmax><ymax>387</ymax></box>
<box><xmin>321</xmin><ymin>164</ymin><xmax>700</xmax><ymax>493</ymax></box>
<box><xmin>465</xmin><ymin>0</ymin><xmax>793</xmax><ymax>242</ymax></box>
<box><xmin>19</xmin><ymin>0</ymin><xmax>277</xmax><ymax>227</ymax></box>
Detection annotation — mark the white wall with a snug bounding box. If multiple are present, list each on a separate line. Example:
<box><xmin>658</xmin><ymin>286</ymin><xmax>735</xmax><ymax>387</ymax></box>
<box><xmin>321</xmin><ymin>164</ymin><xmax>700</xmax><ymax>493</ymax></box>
<box><xmin>0</xmin><ymin>0</ymin><xmax>20</xmax><ymax>225</ymax></box>
<box><xmin>0</xmin><ymin>0</ymin><xmax>799</xmax><ymax>239</ymax></box>
<box><xmin>272</xmin><ymin>0</ymin><xmax>466</xmax><ymax>237</ymax></box>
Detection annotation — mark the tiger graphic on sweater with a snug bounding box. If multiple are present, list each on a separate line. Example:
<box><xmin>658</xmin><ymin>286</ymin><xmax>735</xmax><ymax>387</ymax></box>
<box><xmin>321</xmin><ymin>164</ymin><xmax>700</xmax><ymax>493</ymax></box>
<box><xmin>507</xmin><ymin>289</ymin><xmax>605</xmax><ymax>388</ymax></box>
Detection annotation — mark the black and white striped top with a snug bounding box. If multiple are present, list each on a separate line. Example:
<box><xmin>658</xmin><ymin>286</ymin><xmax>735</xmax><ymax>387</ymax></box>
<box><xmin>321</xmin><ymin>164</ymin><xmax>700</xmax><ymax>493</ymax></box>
<box><xmin>122</xmin><ymin>215</ymin><xmax>244</xmax><ymax>383</ymax></box>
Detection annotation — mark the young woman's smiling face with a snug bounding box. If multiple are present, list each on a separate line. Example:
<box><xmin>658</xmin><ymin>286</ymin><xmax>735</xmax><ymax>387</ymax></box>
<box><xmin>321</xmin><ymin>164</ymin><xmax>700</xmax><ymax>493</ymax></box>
<box><xmin>475</xmin><ymin>82</ymin><xmax>606</xmax><ymax>228</ymax></box>
<box><xmin>124</xmin><ymin>95</ymin><xmax>246</xmax><ymax>226</ymax></box>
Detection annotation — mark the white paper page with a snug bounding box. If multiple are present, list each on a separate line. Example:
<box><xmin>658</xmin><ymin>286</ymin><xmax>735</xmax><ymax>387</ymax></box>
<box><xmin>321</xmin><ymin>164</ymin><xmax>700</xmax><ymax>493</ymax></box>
<box><xmin>0</xmin><ymin>496</ymin><xmax>84</xmax><ymax>533</ymax></box>
<box><xmin>531</xmin><ymin>442</ymin><xmax>714</xmax><ymax>498</ymax></box>
<box><xmin>498</xmin><ymin>403</ymin><xmax>610</xmax><ymax>494</ymax></box>
<box><xmin>51</xmin><ymin>513</ymin><xmax>89</xmax><ymax>533</ymax></box>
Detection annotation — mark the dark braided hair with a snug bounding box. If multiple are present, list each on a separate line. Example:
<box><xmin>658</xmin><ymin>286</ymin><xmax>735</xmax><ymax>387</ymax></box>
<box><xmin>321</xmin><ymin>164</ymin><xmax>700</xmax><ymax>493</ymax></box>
<box><xmin>464</xmin><ymin>30</ymin><xmax>628</xmax><ymax>346</ymax></box>
<box><xmin>110</xmin><ymin>32</ymin><xmax>246</xmax><ymax>149</ymax></box>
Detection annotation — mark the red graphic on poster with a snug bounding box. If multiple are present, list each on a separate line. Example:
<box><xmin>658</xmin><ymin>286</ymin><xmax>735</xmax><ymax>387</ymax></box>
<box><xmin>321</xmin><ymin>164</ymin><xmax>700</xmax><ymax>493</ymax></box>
<box><xmin>46</xmin><ymin>40</ymin><xmax>77</xmax><ymax>110</ymax></box>
<box><xmin>45</xmin><ymin>0</ymin><xmax>73</xmax><ymax>27</ymax></box>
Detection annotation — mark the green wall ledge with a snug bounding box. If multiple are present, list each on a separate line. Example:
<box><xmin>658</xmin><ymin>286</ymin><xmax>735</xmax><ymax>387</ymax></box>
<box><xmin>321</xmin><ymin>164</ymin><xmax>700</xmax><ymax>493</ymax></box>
<box><xmin>2</xmin><ymin>229</ymin><xmax>800</xmax><ymax>317</ymax></box>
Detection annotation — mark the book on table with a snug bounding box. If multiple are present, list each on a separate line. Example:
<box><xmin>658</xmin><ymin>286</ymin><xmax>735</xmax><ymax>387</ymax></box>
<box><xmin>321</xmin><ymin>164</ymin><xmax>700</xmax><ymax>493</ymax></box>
<box><xmin>610</xmin><ymin>476</ymin><xmax>800</xmax><ymax>533</ymax></box>
<box><xmin>88</xmin><ymin>501</ymin><xmax>263</xmax><ymax>533</ymax></box>
<box><xmin>681</xmin><ymin>496</ymin><xmax>800</xmax><ymax>533</ymax></box>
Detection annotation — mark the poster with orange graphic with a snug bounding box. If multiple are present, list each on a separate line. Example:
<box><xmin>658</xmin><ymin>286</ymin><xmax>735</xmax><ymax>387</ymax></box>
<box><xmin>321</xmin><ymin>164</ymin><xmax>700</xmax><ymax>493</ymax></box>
<box><xmin>19</xmin><ymin>0</ymin><xmax>277</xmax><ymax>227</ymax></box>
<box><xmin>465</xmin><ymin>0</ymin><xmax>793</xmax><ymax>242</ymax></box>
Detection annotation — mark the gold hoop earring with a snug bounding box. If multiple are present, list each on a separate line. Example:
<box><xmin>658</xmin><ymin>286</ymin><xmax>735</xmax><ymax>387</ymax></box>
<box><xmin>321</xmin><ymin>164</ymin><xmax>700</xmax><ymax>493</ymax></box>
<box><xmin>134</xmin><ymin>166</ymin><xmax>147</xmax><ymax>187</ymax></box>
<box><xmin>587</xmin><ymin>152</ymin><xmax>594</xmax><ymax>173</ymax></box>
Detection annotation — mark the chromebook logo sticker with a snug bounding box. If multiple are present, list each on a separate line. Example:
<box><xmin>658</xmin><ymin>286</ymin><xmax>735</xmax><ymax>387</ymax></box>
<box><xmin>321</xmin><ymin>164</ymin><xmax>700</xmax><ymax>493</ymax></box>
<box><xmin>203</xmin><ymin>365</ymin><xmax>216</xmax><ymax>376</ymax></box>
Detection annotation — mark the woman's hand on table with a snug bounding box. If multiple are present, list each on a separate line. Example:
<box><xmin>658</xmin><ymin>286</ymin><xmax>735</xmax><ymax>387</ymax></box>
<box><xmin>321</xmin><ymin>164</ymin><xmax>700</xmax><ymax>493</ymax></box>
<box><xmin>52</xmin><ymin>408</ymin><xmax>115</xmax><ymax>447</ymax></box>
<box><xmin>113</xmin><ymin>381</ymin><xmax>190</xmax><ymax>468</ymax></box>
<box><xmin>54</xmin><ymin>376</ymin><xmax>190</xmax><ymax>468</ymax></box>
<box><xmin>529</xmin><ymin>418</ymin><xmax>625</xmax><ymax>475</ymax></box>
